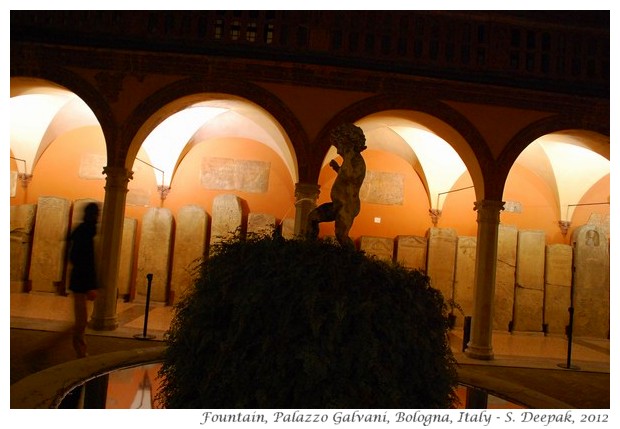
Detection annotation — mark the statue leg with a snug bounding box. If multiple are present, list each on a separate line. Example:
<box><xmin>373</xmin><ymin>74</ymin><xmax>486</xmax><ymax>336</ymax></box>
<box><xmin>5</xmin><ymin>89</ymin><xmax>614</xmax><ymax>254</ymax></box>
<box><xmin>334</xmin><ymin>213</ymin><xmax>354</xmax><ymax>248</ymax></box>
<box><xmin>306</xmin><ymin>203</ymin><xmax>335</xmax><ymax>239</ymax></box>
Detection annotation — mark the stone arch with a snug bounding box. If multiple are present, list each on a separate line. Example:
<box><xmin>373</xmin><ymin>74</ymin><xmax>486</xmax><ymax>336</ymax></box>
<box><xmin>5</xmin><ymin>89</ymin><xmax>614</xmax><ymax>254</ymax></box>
<box><xmin>121</xmin><ymin>77</ymin><xmax>308</xmax><ymax>182</ymax></box>
<box><xmin>9</xmin><ymin>68</ymin><xmax>118</xmax><ymax>166</ymax></box>
<box><xmin>497</xmin><ymin>114</ymin><xmax>610</xmax><ymax>195</ymax></box>
<box><xmin>309</xmin><ymin>94</ymin><xmax>491</xmax><ymax>202</ymax></box>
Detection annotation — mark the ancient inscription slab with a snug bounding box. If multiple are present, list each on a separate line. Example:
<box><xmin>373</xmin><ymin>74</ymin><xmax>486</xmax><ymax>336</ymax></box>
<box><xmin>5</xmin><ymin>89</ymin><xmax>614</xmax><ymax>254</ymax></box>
<box><xmin>171</xmin><ymin>205</ymin><xmax>208</xmax><ymax>301</ymax></box>
<box><xmin>78</xmin><ymin>153</ymin><xmax>106</xmax><ymax>180</ymax></box>
<box><xmin>201</xmin><ymin>157</ymin><xmax>270</xmax><ymax>193</ymax></box>
<box><xmin>10</xmin><ymin>171</ymin><xmax>17</xmax><ymax>197</ymax></box>
<box><xmin>494</xmin><ymin>225</ymin><xmax>517</xmax><ymax>331</ymax></box>
<box><xmin>513</xmin><ymin>230</ymin><xmax>546</xmax><ymax>332</ymax></box>
<box><xmin>359</xmin><ymin>170</ymin><xmax>404</xmax><ymax>205</ymax></box>
<box><xmin>572</xmin><ymin>225</ymin><xmax>609</xmax><ymax>338</ymax></box>
<box><xmin>513</xmin><ymin>287</ymin><xmax>544</xmax><ymax>332</ymax></box>
<box><xmin>136</xmin><ymin>208</ymin><xmax>173</xmax><ymax>303</ymax></box>
<box><xmin>587</xmin><ymin>213</ymin><xmax>610</xmax><ymax>246</ymax></box>
<box><xmin>210</xmin><ymin>194</ymin><xmax>243</xmax><ymax>246</ymax></box>
<box><xmin>10</xmin><ymin>204</ymin><xmax>37</xmax><ymax>292</ymax></box>
<box><xmin>454</xmin><ymin>236</ymin><xmax>476</xmax><ymax>325</ymax></box>
<box><xmin>126</xmin><ymin>187</ymin><xmax>151</xmax><ymax>207</ymax></box>
<box><xmin>117</xmin><ymin>218</ymin><xmax>137</xmax><ymax>298</ymax></box>
<box><xmin>29</xmin><ymin>197</ymin><xmax>71</xmax><ymax>293</ymax></box>
<box><xmin>359</xmin><ymin>236</ymin><xmax>394</xmax><ymax>262</ymax></box>
<box><xmin>395</xmin><ymin>235</ymin><xmax>427</xmax><ymax>272</ymax></box>
<box><xmin>544</xmin><ymin>244</ymin><xmax>572</xmax><ymax>335</ymax></box>
<box><xmin>281</xmin><ymin>218</ymin><xmax>295</xmax><ymax>239</ymax></box>
<box><xmin>425</xmin><ymin>227</ymin><xmax>457</xmax><ymax>300</ymax></box>
<box><xmin>247</xmin><ymin>212</ymin><xmax>276</xmax><ymax>239</ymax></box>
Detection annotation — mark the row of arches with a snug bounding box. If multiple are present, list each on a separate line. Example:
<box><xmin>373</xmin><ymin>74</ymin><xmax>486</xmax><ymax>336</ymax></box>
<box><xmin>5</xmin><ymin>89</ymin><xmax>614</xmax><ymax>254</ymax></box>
<box><xmin>10</xmin><ymin>76</ymin><xmax>609</xmax><ymax>237</ymax></box>
<box><xmin>10</xmin><ymin>74</ymin><xmax>610</xmax><ymax>360</ymax></box>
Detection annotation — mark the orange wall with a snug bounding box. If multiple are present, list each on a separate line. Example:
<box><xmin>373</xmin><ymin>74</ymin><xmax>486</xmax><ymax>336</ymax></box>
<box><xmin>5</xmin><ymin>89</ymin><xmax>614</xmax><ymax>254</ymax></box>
<box><xmin>316</xmin><ymin>150</ymin><xmax>479</xmax><ymax>241</ymax></box>
<box><xmin>570</xmin><ymin>175</ymin><xmax>610</xmax><ymax>240</ymax></box>
<box><xmin>10</xmin><ymin>127</ymin><xmax>107</xmax><ymax>209</ymax></box>
<box><xmin>165</xmin><ymin>137</ymin><xmax>296</xmax><ymax>220</ymax></box>
<box><xmin>437</xmin><ymin>172</ymin><xmax>478</xmax><ymax>237</ymax></box>
<box><xmin>502</xmin><ymin>164</ymin><xmax>610</xmax><ymax>244</ymax></box>
<box><xmin>316</xmin><ymin>149</ymin><xmax>432</xmax><ymax>241</ymax></box>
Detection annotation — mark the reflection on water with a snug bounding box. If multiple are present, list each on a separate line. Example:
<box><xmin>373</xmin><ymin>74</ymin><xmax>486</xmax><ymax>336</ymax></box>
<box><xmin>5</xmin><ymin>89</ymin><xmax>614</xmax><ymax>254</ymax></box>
<box><xmin>106</xmin><ymin>363</ymin><xmax>163</xmax><ymax>409</ymax></box>
<box><xmin>96</xmin><ymin>364</ymin><xmax>524</xmax><ymax>409</ymax></box>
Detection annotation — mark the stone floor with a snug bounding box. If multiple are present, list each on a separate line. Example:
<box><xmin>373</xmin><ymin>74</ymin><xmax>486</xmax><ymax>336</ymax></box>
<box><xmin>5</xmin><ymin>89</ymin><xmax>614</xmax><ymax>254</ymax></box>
<box><xmin>8</xmin><ymin>291</ymin><xmax>612</xmax><ymax>409</ymax></box>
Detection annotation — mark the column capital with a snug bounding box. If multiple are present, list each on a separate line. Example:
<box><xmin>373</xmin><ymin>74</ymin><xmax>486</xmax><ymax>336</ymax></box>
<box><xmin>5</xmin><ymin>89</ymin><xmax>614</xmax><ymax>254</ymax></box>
<box><xmin>102</xmin><ymin>165</ymin><xmax>133</xmax><ymax>189</ymax></box>
<box><xmin>295</xmin><ymin>182</ymin><xmax>320</xmax><ymax>199</ymax></box>
<box><xmin>473</xmin><ymin>199</ymin><xmax>504</xmax><ymax>223</ymax></box>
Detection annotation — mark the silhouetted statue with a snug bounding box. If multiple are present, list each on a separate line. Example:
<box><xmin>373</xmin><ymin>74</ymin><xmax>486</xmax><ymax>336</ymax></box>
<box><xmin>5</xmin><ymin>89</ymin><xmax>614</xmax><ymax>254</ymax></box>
<box><xmin>307</xmin><ymin>123</ymin><xmax>367</xmax><ymax>247</ymax></box>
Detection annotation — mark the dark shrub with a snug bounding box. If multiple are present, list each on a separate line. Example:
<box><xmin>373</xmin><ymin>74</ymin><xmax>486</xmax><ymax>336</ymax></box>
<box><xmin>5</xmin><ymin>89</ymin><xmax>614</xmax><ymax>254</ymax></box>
<box><xmin>157</xmin><ymin>236</ymin><xmax>458</xmax><ymax>408</ymax></box>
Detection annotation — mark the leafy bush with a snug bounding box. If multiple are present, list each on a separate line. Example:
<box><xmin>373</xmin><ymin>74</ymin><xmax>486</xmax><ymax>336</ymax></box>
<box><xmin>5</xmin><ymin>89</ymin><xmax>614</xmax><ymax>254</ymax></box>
<box><xmin>157</xmin><ymin>236</ymin><xmax>458</xmax><ymax>408</ymax></box>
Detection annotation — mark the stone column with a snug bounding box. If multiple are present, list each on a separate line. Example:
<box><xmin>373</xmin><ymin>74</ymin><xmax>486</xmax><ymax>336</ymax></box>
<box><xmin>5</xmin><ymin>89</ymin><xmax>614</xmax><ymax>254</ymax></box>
<box><xmin>90</xmin><ymin>166</ymin><xmax>132</xmax><ymax>331</ymax></box>
<box><xmin>465</xmin><ymin>199</ymin><xmax>504</xmax><ymax>360</ymax></box>
<box><xmin>294</xmin><ymin>182</ymin><xmax>320</xmax><ymax>238</ymax></box>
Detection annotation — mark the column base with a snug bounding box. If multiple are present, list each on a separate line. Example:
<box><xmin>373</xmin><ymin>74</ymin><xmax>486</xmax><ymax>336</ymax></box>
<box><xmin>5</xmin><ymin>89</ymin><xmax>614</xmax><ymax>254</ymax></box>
<box><xmin>464</xmin><ymin>344</ymin><xmax>494</xmax><ymax>360</ymax></box>
<box><xmin>89</xmin><ymin>315</ymin><xmax>119</xmax><ymax>331</ymax></box>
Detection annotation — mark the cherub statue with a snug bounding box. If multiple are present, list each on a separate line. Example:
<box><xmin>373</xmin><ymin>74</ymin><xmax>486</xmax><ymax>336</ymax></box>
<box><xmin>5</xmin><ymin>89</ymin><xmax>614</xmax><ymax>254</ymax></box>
<box><xmin>307</xmin><ymin>123</ymin><xmax>367</xmax><ymax>247</ymax></box>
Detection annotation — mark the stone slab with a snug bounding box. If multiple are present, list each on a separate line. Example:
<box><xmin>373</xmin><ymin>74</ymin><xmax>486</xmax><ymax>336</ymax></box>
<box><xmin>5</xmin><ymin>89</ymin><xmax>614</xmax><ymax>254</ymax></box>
<box><xmin>513</xmin><ymin>230</ymin><xmax>546</xmax><ymax>332</ymax></box>
<box><xmin>516</xmin><ymin>230</ymin><xmax>546</xmax><ymax>291</ymax></box>
<box><xmin>587</xmin><ymin>213</ymin><xmax>610</xmax><ymax>246</ymax></box>
<box><xmin>29</xmin><ymin>197</ymin><xmax>71</xmax><ymax>293</ymax></box>
<box><xmin>10</xmin><ymin>204</ymin><xmax>37</xmax><ymax>292</ymax></box>
<box><xmin>247</xmin><ymin>212</ymin><xmax>276</xmax><ymax>239</ymax></box>
<box><xmin>359</xmin><ymin>170</ymin><xmax>404</xmax><ymax>205</ymax></box>
<box><xmin>454</xmin><ymin>236</ymin><xmax>476</xmax><ymax>325</ymax></box>
<box><xmin>571</xmin><ymin>225</ymin><xmax>609</xmax><ymax>338</ymax></box>
<box><xmin>125</xmin><ymin>187</ymin><xmax>151</xmax><ymax>207</ymax></box>
<box><xmin>281</xmin><ymin>218</ymin><xmax>295</xmax><ymax>240</ymax></box>
<box><xmin>210</xmin><ymin>194</ymin><xmax>243</xmax><ymax>246</ymax></box>
<box><xmin>359</xmin><ymin>236</ymin><xmax>394</xmax><ymax>262</ymax></box>
<box><xmin>425</xmin><ymin>227</ymin><xmax>457</xmax><ymax>301</ymax></box>
<box><xmin>170</xmin><ymin>205</ymin><xmax>208</xmax><ymax>301</ymax></box>
<box><xmin>10</xmin><ymin>171</ymin><xmax>17</xmax><ymax>197</ymax></box>
<box><xmin>78</xmin><ymin>153</ymin><xmax>106</xmax><ymax>180</ymax></box>
<box><xmin>395</xmin><ymin>235</ymin><xmax>427</xmax><ymax>272</ymax></box>
<box><xmin>201</xmin><ymin>157</ymin><xmax>270</xmax><ymax>193</ymax></box>
<box><xmin>513</xmin><ymin>287</ymin><xmax>544</xmax><ymax>332</ymax></box>
<box><xmin>136</xmin><ymin>208</ymin><xmax>173</xmax><ymax>303</ymax></box>
<box><xmin>543</xmin><ymin>244</ymin><xmax>572</xmax><ymax>334</ymax></box>
<box><xmin>117</xmin><ymin>218</ymin><xmax>137</xmax><ymax>298</ymax></box>
<box><xmin>493</xmin><ymin>225</ymin><xmax>518</xmax><ymax>331</ymax></box>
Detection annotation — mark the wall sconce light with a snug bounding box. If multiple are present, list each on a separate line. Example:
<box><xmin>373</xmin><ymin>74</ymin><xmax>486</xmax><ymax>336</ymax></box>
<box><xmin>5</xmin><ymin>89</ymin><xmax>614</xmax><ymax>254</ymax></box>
<box><xmin>429</xmin><ymin>208</ymin><xmax>442</xmax><ymax>226</ymax></box>
<box><xmin>560</xmin><ymin>201</ymin><xmax>610</xmax><ymax>237</ymax></box>
<box><xmin>136</xmin><ymin>157</ymin><xmax>170</xmax><ymax>205</ymax></box>
<box><xmin>10</xmin><ymin>157</ymin><xmax>32</xmax><ymax>188</ymax></box>
<box><xmin>558</xmin><ymin>220</ymin><xmax>571</xmax><ymax>236</ymax></box>
<box><xmin>432</xmin><ymin>185</ymin><xmax>474</xmax><ymax>227</ymax></box>
<box><xmin>158</xmin><ymin>185</ymin><xmax>171</xmax><ymax>201</ymax></box>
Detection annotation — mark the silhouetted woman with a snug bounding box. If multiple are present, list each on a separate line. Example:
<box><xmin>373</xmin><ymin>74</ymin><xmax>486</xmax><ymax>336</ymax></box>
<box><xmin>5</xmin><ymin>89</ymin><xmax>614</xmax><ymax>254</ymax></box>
<box><xmin>68</xmin><ymin>202</ymin><xmax>99</xmax><ymax>358</ymax></box>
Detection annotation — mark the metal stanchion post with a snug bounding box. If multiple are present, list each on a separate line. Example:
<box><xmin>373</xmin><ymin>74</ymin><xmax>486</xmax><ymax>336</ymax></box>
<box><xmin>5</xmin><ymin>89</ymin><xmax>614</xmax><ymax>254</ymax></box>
<box><xmin>558</xmin><ymin>306</ymin><xmax>579</xmax><ymax>370</ymax></box>
<box><xmin>134</xmin><ymin>273</ymin><xmax>156</xmax><ymax>340</ymax></box>
<box><xmin>558</xmin><ymin>248</ymin><xmax>579</xmax><ymax>370</ymax></box>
